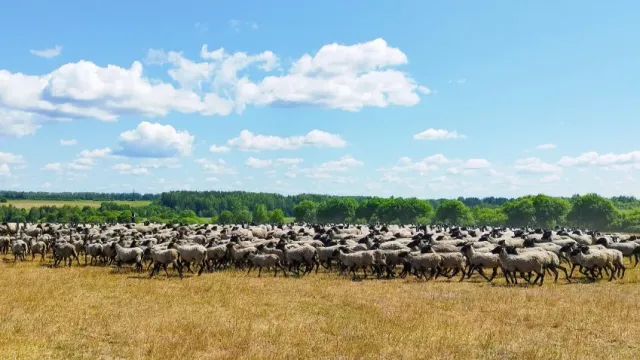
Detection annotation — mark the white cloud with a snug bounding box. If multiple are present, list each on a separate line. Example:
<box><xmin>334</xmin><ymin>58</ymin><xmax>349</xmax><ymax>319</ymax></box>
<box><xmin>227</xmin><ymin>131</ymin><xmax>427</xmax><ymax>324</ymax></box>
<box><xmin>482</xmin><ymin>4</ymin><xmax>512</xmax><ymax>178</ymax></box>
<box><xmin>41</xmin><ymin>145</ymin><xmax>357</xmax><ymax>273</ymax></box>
<box><xmin>284</xmin><ymin>172</ymin><xmax>296</xmax><ymax>179</ymax></box>
<box><xmin>245</xmin><ymin>157</ymin><xmax>272</xmax><ymax>168</ymax></box>
<box><xmin>514</xmin><ymin>157</ymin><xmax>562</xmax><ymax>174</ymax></box>
<box><xmin>78</xmin><ymin>147</ymin><xmax>112</xmax><ymax>158</ymax></box>
<box><xmin>0</xmin><ymin>108</ymin><xmax>46</xmax><ymax>138</ymax></box>
<box><xmin>540</xmin><ymin>174</ymin><xmax>561</xmax><ymax>183</ymax></box>
<box><xmin>461</xmin><ymin>159</ymin><xmax>491</xmax><ymax>169</ymax></box>
<box><xmin>413</xmin><ymin>128</ymin><xmax>467</xmax><ymax>141</ymax></box>
<box><xmin>2</xmin><ymin>39</ymin><xmax>425</xmax><ymax>135</ymax></box>
<box><xmin>557</xmin><ymin>151</ymin><xmax>640</xmax><ymax>167</ymax></box>
<box><xmin>60</xmin><ymin>139</ymin><xmax>77</xmax><ymax>146</ymax></box>
<box><xmin>209</xmin><ymin>144</ymin><xmax>230</xmax><ymax>153</ymax></box>
<box><xmin>0</xmin><ymin>164</ymin><xmax>10</xmax><ymax>177</ymax></box>
<box><xmin>536</xmin><ymin>143</ymin><xmax>556</xmax><ymax>150</ymax></box>
<box><xmin>276</xmin><ymin>158</ymin><xmax>303</xmax><ymax>166</ymax></box>
<box><xmin>42</xmin><ymin>163</ymin><xmax>62</xmax><ymax>172</ymax></box>
<box><xmin>206</xmin><ymin>177</ymin><xmax>219</xmax><ymax>182</ymax></box>
<box><xmin>196</xmin><ymin>158</ymin><xmax>236</xmax><ymax>175</ymax></box>
<box><xmin>41</xmin><ymin>182</ymin><xmax>53</xmax><ymax>189</ymax></box>
<box><xmin>115</xmin><ymin>122</ymin><xmax>194</xmax><ymax>158</ymax></box>
<box><xmin>30</xmin><ymin>45</ymin><xmax>62</xmax><ymax>58</ymax></box>
<box><xmin>139</xmin><ymin>158</ymin><xmax>182</xmax><ymax>169</ymax></box>
<box><xmin>113</xmin><ymin>163</ymin><xmax>149</xmax><ymax>175</ymax></box>
<box><xmin>0</xmin><ymin>152</ymin><xmax>24</xmax><ymax>164</ymax></box>
<box><xmin>227</xmin><ymin>129</ymin><xmax>346</xmax><ymax>151</ymax></box>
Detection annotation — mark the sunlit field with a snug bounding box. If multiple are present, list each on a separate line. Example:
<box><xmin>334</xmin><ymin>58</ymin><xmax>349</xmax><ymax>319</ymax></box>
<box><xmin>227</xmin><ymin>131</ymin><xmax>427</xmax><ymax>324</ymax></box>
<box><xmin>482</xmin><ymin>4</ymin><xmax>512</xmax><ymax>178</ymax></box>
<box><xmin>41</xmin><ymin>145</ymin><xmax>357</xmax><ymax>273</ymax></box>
<box><xmin>4</xmin><ymin>200</ymin><xmax>152</xmax><ymax>209</ymax></box>
<box><xmin>1</xmin><ymin>254</ymin><xmax>640</xmax><ymax>359</ymax></box>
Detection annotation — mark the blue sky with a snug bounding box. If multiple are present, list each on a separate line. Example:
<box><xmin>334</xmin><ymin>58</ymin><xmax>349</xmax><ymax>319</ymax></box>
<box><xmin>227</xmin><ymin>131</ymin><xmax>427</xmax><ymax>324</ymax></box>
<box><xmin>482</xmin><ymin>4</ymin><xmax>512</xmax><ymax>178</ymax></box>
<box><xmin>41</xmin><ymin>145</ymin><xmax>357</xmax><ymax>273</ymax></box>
<box><xmin>1</xmin><ymin>0</ymin><xmax>639</xmax><ymax>198</ymax></box>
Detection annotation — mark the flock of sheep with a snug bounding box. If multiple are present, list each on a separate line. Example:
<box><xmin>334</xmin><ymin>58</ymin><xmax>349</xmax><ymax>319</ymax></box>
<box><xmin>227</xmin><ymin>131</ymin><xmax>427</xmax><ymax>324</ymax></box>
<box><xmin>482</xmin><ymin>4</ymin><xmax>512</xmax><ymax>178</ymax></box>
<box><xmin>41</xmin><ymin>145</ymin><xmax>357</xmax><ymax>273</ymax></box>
<box><xmin>1</xmin><ymin>222</ymin><xmax>639</xmax><ymax>285</ymax></box>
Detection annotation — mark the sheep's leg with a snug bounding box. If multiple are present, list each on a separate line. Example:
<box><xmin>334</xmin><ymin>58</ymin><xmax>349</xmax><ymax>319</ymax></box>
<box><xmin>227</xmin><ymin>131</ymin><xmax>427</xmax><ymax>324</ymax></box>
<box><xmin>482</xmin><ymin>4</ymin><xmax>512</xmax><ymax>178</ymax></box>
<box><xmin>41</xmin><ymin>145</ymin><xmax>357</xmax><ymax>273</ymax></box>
<box><xmin>549</xmin><ymin>266</ymin><xmax>559</xmax><ymax>282</ymax></box>
<box><xmin>487</xmin><ymin>268</ymin><xmax>498</xmax><ymax>282</ymax></box>
<box><xmin>555</xmin><ymin>265</ymin><xmax>570</xmax><ymax>282</ymax></box>
<box><xmin>277</xmin><ymin>262</ymin><xmax>288</xmax><ymax>277</ymax></box>
<box><xmin>258</xmin><ymin>266</ymin><xmax>263</xmax><ymax>277</ymax></box>
<box><xmin>607</xmin><ymin>265</ymin><xmax>615</xmax><ymax>281</ymax></box>
<box><xmin>618</xmin><ymin>263</ymin><xmax>626</xmax><ymax>279</ymax></box>
<box><xmin>569</xmin><ymin>264</ymin><xmax>579</xmax><ymax>278</ymax></box>
<box><xmin>458</xmin><ymin>267</ymin><xmax>467</xmax><ymax>282</ymax></box>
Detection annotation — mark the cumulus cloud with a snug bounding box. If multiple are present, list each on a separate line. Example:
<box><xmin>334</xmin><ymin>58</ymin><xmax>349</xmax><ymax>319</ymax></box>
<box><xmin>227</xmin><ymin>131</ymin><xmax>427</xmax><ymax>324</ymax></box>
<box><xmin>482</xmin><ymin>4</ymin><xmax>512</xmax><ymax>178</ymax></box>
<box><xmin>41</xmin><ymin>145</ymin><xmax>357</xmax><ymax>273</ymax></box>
<box><xmin>540</xmin><ymin>174</ymin><xmax>561</xmax><ymax>183</ymax></box>
<box><xmin>42</xmin><ymin>163</ymin><xmax>62</xmax><ymax>172</ymax></box>
<box><xmin>209</xmin><ymin>144</ymin><xmax>230</xmax><ymax>153</ymax></box>
<box><xmin>29</xmin><ymin>45</ymin><xmax>62</xmax><ymax>58</ymax></box>
<box><xmin>113</xmin><ymin>163</ymin><xmax>149</xmax><ymax>175</ymax></box>
<box><xmin>115</xmin><ymin>122</ymin><xmax>194</xmax><ymax>158</ymax></box>
<box><xmin>0</xmin><ymin>38</ymin><xmax>426</xmax><ymax>136</ymax></box>
<box><xmin>245</xmin><ymin>157</ymin><xmax>272</xmax><ymax>168</ymax></box>
<box><xmin>557</xmin><ymin>151</ymin><xmax>640</xmax><ymax>167</ymax></box>
<box><xmin>60</xmin><ymin>139</ymin><xmax>77</xmax><ymax>146</ymax></box>
<box><xmin>196</xmin><ymin>158</ymin><xmax>236</xmax><ymax>175</ymax></box>
<box><xmin>138</xmin><ymin>158</ymin><xmax>182</xmax><ymax>169</ymax></box>
<box><xmin>413</xmin><ymin>129</ymin><xmax>467</xmax><ymax>141</ymax></box>
<box><xmin>227</xmin><ymin>129</ymin><xmax>346</xmax><ymax>151</ymax></box>
<box><xmin>0</xmin><ymin>108</ymin><xmax>46</xmax><ymax>138</ymax></box>
<box><xmin>536</xmin><ymin>143</ymin><xmax>556</xmax><ymax>150</ymax></box>
<box><xmin>0</xmin><ymin>152</ymin><xmax>24</xmax><ymax>164</ymax></box>
<box><xmin>514</xmin><ymin>157</ymin><xmax>562</xmax><ymax>174</ymax></box>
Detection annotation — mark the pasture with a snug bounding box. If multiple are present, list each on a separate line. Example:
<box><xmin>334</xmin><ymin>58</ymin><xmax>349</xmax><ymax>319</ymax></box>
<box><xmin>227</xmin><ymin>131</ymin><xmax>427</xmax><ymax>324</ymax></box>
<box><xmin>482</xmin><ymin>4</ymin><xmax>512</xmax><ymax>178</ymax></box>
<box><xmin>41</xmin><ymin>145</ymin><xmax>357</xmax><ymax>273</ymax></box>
<box><xmin>1</xmin><ymin>256</ymin><xmax>639</xmax><ymax>359</ymax></box>
<box><xmin>4</xmin><ymin>199</ymin><xmax>152</xmax><ymax>209</ymax></box>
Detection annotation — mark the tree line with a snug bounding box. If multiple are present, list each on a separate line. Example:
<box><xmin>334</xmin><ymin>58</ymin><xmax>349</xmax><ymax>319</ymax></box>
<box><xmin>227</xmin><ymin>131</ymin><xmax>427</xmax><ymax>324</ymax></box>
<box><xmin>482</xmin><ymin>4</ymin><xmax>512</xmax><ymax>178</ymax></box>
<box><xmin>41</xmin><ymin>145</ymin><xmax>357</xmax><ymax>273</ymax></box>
<box><xmin>0</xmin><ymin>191</ymin><xmax>640</xmax><ymax>232</ymax></box>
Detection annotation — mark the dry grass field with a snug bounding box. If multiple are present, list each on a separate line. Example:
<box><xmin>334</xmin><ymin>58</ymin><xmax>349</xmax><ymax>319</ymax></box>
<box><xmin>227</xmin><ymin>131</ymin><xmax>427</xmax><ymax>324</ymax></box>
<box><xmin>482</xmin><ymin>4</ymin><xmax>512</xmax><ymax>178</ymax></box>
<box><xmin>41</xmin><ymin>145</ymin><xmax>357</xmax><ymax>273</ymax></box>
<box><xmin>1</xmin><ymin>256</ymin><xmax>640</xmax><ymax>360</ymax></box>
<box><xmin>4</xmin><ymin>200</ymin><xmax>152</xmax><ymax>209</ymax></box>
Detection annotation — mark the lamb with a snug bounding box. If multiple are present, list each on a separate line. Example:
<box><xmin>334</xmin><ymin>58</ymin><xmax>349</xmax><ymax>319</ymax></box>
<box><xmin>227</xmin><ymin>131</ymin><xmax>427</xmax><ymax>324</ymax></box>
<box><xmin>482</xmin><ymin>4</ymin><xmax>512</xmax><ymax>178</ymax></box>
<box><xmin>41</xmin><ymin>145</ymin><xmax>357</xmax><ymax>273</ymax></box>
<box><xmin>459</xmin><ymin>243</ymin><xmax>500</xmax><ymax>282</ymax></box>
<box><xmin>11</xmin><ymin>240</ymin><xmax>28</xmax><ymax>262</ymax></box>
<box><xmin>245</xmin><ymin>252</ymin><xmax>288</xmax><ymax>277</ymax></box>
<box><xmin>490</xmin><ymin>245</ymin><xmax>546</xmax><ymax>286</ymax></box>
<box><xmin>226</xmin><ymin>243</ymin><xmax>257</xmax><ymax>269</ymax></box>
<box><xmin>147</xmin><ymin>244</ymin><xmax>184</xmax><ymax>279</ymax></box>
<box><xmin>111</xmin><ymin>242</ymin><xmax>143</xmax><ymax>272</ymax></box>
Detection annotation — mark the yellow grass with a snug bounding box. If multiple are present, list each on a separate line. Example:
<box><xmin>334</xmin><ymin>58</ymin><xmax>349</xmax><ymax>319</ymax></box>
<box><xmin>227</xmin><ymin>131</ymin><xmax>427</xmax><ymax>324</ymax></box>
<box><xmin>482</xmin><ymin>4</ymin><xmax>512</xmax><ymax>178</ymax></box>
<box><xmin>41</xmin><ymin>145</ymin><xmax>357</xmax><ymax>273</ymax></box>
<box><xmin>4</xmin><ymin>200</ymin><xmax>151</xmax><ymax>209</ymax></box>
<box><xmin>1</xmin><ymin>256</ymin><xmax>640</xmax><ymax>360</ymax></box>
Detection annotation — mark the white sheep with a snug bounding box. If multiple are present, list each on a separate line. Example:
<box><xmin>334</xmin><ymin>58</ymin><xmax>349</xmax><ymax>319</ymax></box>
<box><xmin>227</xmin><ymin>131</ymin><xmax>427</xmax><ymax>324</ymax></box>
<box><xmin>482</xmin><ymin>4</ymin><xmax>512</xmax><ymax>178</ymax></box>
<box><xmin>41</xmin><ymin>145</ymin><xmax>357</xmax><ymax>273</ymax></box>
<box><xmin>490</xmin><ymin>245</ymin><xmax>546</xmax><ymax>286</ymax></box>
<box><xmin>245</xmin><ymin>252</ymin><xmax>288</xmax><ymax>277</ymax></box>
<box><xmin>460</xmin><ymin>243</ymin><xmax>500</xmax><ymax>282</ymax></box>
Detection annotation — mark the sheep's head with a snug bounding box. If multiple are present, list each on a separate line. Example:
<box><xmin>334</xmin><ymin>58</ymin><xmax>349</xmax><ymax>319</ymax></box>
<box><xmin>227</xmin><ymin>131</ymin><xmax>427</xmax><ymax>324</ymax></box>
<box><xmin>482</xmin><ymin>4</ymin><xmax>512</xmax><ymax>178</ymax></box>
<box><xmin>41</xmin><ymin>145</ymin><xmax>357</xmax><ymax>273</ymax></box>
<box><xmin>595</xmin><ymin>238</ymin><xmax>608</xmax><ymax>246</ymax></box>
<box><xmin>490</xmin><ymin>246</ymin><xmax>504</xmax><ymax>255</ymax></box>
<box><xmin>505</xmin><ymin>246</ymin><xmax>518</xmax><ymax>255</ymax></box>
<box><xmin>420</xmin><ymin>245</ymin><xmax>433</xmax><ymax>254</ymax></box>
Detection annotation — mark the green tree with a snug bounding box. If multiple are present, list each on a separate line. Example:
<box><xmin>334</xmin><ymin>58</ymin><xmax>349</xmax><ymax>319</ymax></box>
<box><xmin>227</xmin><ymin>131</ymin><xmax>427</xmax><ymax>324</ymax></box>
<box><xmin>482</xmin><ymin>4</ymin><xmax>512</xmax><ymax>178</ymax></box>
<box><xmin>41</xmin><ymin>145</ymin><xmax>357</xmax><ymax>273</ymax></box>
<box><xmin>472</xmin><ymin>207</ymin><xmax>507</xmax><ymax>226</ymax></box>
<box><xmin>532</xmin><ymin>194</ymin><xmax>571</xmax><ymax>228</ymax></box>
<box><xmin>252</xmin><ymin>204</ymin><xmax>269</xmax><ymax>224</ymax></box>
<box><xmin>317</xmin><ymin>198</ymin><xmax>358</xmax><ymax>223</ymax></box>
<box><xmin>218</xmin><ymin>210</ymin><xmax>234</xmax><ymax>224</ymax></box>
<box><xmin>233</xmin><ymin>209</ymin><xmax>253</xmax><ymax>224</ymax></box>
<box><xmin>269</xmin><ymin>209</ymin><xmax>285</xmax><ymax>223</ymax></box>
<box><xmin>293</xmin><ymin>200</ymin><xmax>317</xmax><ymax>223</ymax></box>
<box><xmin>434</xmin><ymin>200</ymin><xmax>473</xmax><ymax>225</ymax></box>
<box><xmin>502</xmin><ymin>198</ymin><xmax>536</xmax><ymax>227</ymax></box>
<box><xmin>567</xmin><ymin>193</ymin><xmax>618</xmax><ymax>230</ymax></box>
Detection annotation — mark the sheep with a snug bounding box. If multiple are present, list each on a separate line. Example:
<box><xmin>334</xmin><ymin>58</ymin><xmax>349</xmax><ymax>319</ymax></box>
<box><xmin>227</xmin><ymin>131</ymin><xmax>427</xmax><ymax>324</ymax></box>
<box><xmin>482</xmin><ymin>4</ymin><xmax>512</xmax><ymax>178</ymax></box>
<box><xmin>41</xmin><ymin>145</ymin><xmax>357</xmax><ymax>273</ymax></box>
<box><xmin>570</xmin><ymin>247</ymin><xmax>615</xmax><ymax>281</ymax></box>
<box><xmin>398</xmin><ymin>251</ymin><xmax>442</xmax><ymax>280</ymax></box>
<box><xmin>505</xmin><ymin>246</ymin><xmax>570</xmax><ymax>283</ymax></box>
<box><xmin>0</xmin><ymin>236</ymin><xmax>10</xmax><ymax>254</ymax></box>
<box><xmin>147</xmin><ymin>244</ymin><xmax>184</xmax><ymax>279</ymax></box>
<box><xmin>52</xmin><ymin>242</ymin><xmax>80</xmax><ymax>267</ymax></box>
<box><xmin>11</xmin><ymin>240</ymin><xmax>28</xmax><ymax>262</ymax></box>
<box><xmin>226</xmin><ymin>243</ymin><xmax>257</xmax><ymax>269</ymax></box>
<box><xmin>84</xmin><ymin>242</ymin><xmax>103</xmax><ymax>265</ymax></box>
<box><xmin>28</xmin><ymin>238</ymin><xmax>47</xmax><ymax>261</ymax></box>
<box><xmin>595</xmin><ymin>238</ymin><xmax>640</xmax><ymax>267</ymax></box>
<box><xmin>168</xmin><ymin>243</ymin><xmax>207</xmax><ymax>276</ymax></box>
<box><xmin>459</xmin><ymin>243</ymin><xmax>501</xmax><ymax>282</ymax></box>
<box><xmin>490</xmin><ymin>245</ymin><xmax>546</xmax><ymax>286</ymax></box>
<box><xmin>421</xmin><ymin>245</ymin><xmax>466</xmax><ymax>281</ymax></box>
<box><xmin>111</xmin><ymin>242</ymin><xmax>143</xmax><ymax>272</ymax></box>
<box><xmin>333</xmin><ymin>247</ymin><xmax>387</xmax><ymax>279</ymax></box>
<box><xmin>275</xmin><ymin>240</ymin><xmax>319</xmax><ymax>276</ymax></box>
<box><xmin>245</xmin><ymin>252</ymin><xmax>288</xmax><ymax>277</ymax></box>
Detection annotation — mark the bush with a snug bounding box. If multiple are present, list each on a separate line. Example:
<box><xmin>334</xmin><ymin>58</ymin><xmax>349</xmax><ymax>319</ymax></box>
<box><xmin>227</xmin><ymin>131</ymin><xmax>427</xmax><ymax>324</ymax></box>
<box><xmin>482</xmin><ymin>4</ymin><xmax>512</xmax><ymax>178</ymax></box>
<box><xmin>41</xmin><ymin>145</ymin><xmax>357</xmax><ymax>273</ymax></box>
<box><xmin>0</xmin><ymin>198</ymin><xmax>6</xmax><ymax>203</ymax></box>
